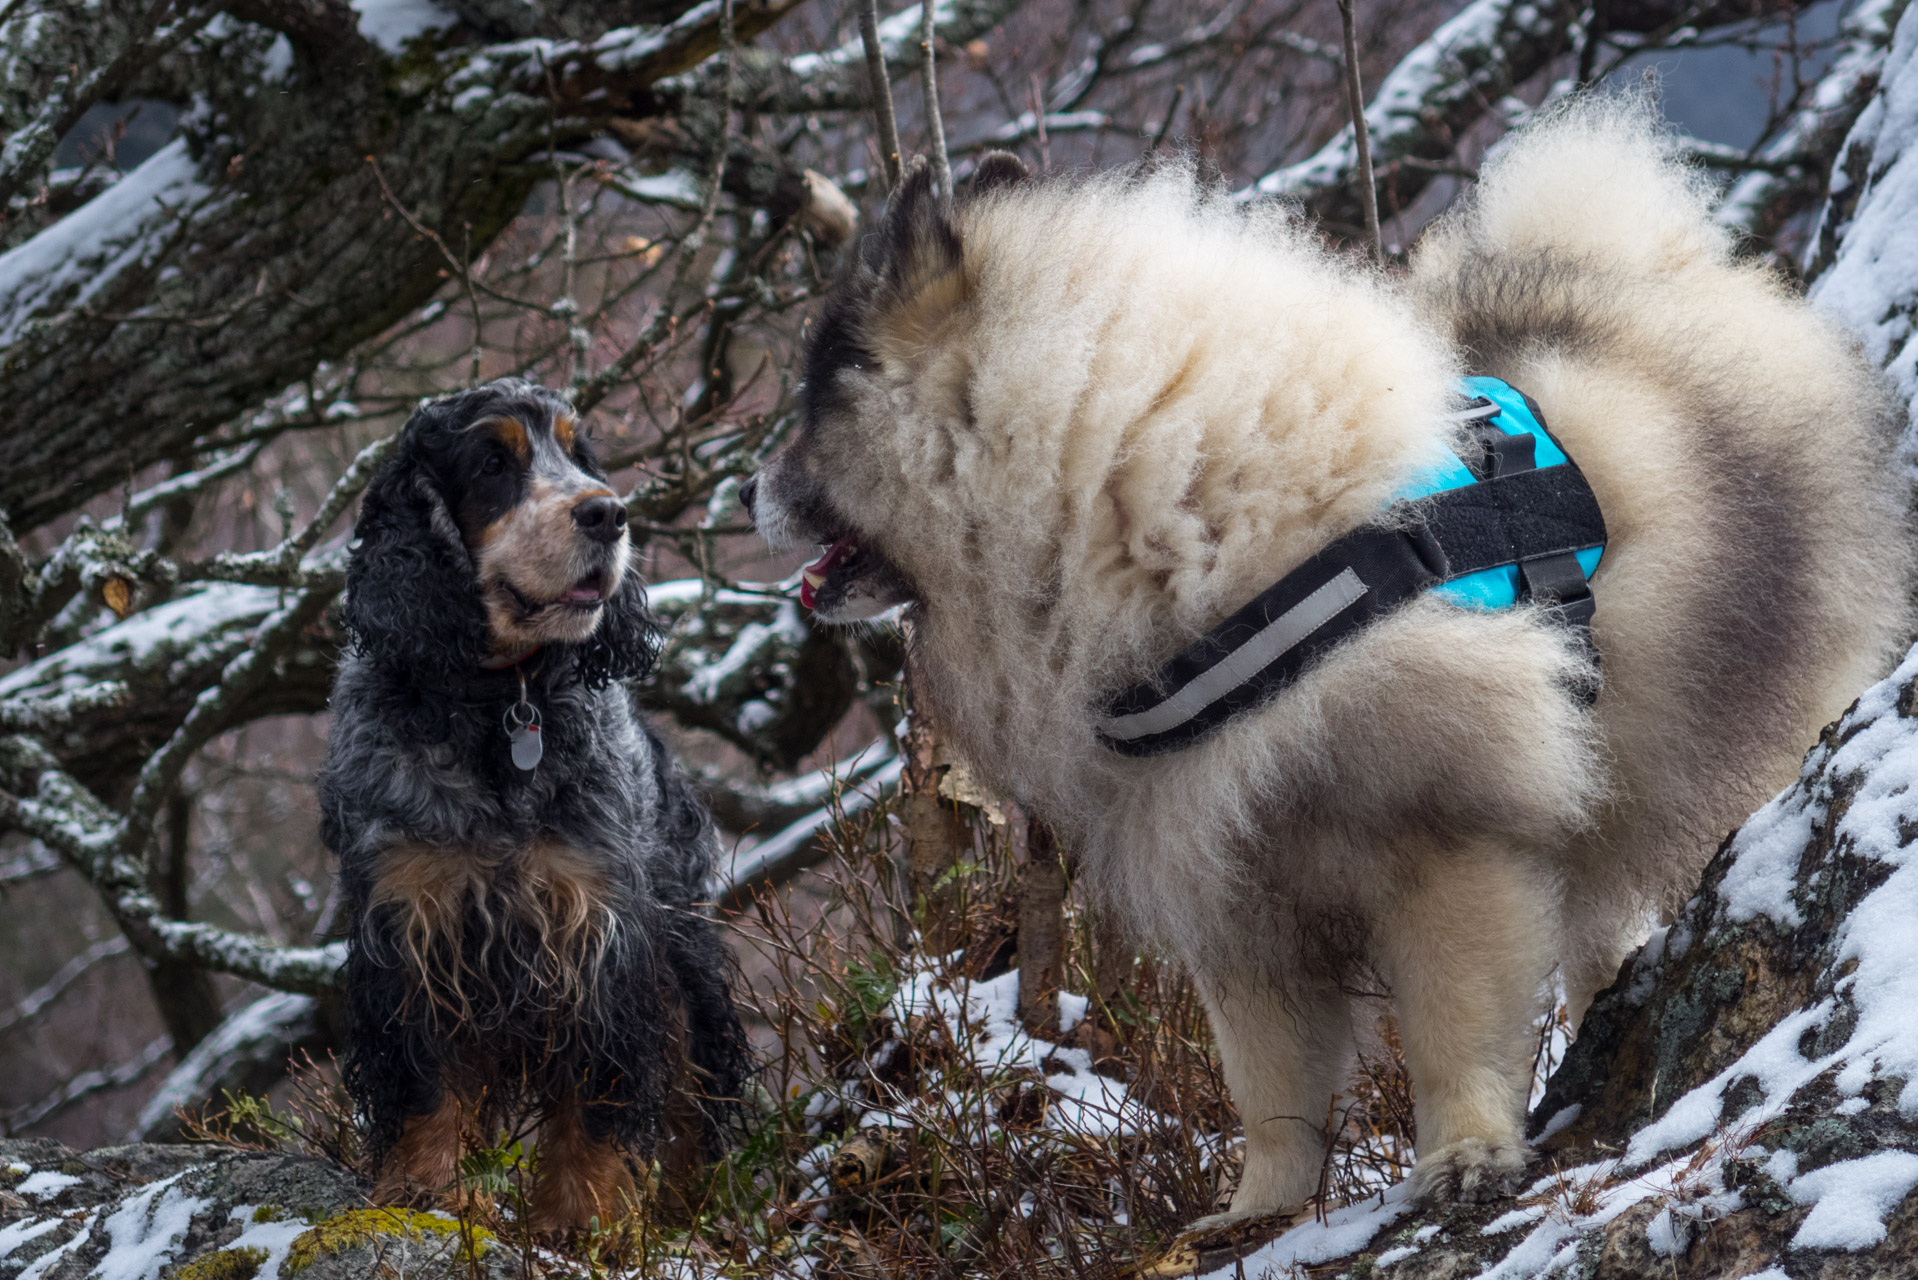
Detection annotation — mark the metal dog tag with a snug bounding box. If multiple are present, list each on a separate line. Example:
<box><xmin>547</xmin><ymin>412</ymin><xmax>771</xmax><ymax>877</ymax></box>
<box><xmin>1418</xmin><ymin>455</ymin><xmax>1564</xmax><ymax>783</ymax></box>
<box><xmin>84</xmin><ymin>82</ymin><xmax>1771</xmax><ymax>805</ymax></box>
<box><xmin>505</xmin><ymin>689</ymin><xmax>543</xmax><ymax>772</ymax></box>
<box><xmin>510</xmin><ymin>722</ymin><xmax>543</xmax><ymax>771</ymax></box>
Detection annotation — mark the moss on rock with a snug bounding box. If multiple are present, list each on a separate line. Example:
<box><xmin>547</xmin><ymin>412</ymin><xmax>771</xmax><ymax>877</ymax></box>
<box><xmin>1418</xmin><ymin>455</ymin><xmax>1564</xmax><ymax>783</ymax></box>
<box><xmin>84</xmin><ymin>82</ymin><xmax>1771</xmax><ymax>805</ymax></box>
<box><xmin>285</xmin><ymin>1208</ymin><xmax>494</xmax><ymax>1274</ymax></box>
<box><xmin>170</xmin><ymin>1246</ymin><xmax>269</xmax><ymax>1280</ymax></box>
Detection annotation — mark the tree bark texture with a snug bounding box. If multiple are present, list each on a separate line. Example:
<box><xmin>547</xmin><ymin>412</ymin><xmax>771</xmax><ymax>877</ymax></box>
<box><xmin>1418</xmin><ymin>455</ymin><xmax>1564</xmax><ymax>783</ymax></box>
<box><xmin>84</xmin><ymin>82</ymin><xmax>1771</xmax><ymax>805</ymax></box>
<box><xmin>1017</xmin><ymin>816</ymin><xmax>1065</xmax><ymax>1037</ymax></box>
<box><xmin>0</xmin><ymin>0</ymin><xmax>791</xmax><ymax>528</ymax></box>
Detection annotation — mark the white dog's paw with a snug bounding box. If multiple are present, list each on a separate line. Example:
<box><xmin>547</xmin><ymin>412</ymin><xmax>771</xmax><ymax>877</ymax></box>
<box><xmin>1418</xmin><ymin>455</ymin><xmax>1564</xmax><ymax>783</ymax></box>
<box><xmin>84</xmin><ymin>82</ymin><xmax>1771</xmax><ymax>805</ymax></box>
<box><xmin>1178</xmin><ymin>1206</ymin><xmax>1278</xmax><ymax>1238</ymax></box>
<box><xmin>1408</xmin><ymin>1138</ymin><xmax>1531</xmax><ymax>1205</ymax></box>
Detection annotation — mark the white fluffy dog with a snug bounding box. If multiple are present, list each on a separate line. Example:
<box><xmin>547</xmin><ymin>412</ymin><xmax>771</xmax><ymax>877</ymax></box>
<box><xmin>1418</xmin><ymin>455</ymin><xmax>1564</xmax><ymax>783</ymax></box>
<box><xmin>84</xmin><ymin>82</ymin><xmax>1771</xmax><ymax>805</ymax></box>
<box><xmin>745</xmin><ymin>98</ymin><xmax>1913</xmax><ymax>1213</ymax></box>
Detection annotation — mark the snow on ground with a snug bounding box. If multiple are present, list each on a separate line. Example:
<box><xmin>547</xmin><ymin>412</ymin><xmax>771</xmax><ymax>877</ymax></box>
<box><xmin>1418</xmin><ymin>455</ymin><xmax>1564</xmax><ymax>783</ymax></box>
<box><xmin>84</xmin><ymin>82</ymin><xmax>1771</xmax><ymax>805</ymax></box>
<box><xmin>784</xmin><ymin>950</ymin><xmax>1223</xmax><ymax>1244</ymax></box>
<box><xmin>1204</xmin><ymin>1185</ymin><xmax>1417</xmax><ymax>1277</ymax></box>
<box><xmin>0</xmin><ymin>1171</ymin><xmax>205</xmax><ymax>1280</ymax></box>
<box><xmin>11</xmin><ymin>1211</ymin><xmax>98</xmax><ymax>1279</ymax></box>
<box><xmin>1629</xmin><ymin>643</ymin><xmax>1918</xmax><ymax>1171</ymax></box>
<box><xmin>888</xmin><ymin>966</ymin><xmax>1151</xmax><ymax>1139</ymax></box>
<box><xmin>11</xmin><ymin>1173</ymin><xmax>80</xmax><ymax>1202</ymax></box>
<box><xmin>92</xmin><ymin>1174</ymin><xmax>209</xmax><ymax>1280</ymax></box>
<box><xmin>1787</xmin><ymin>1150</ymin><xmax>1918</xmax><ymax>1250</ymax></box>
<box><xmin>214</xmin><ymin>1207</ymin><xmax>314</xmax><ymax>1280</ymax></box>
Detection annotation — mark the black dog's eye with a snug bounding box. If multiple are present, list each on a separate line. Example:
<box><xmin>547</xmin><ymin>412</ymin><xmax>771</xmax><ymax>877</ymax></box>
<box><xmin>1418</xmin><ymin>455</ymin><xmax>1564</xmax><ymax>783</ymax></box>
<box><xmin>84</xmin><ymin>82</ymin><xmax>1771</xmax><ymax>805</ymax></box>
<box><xmin>481</xmin><ymin>452</ymin><xmax>506</xmax><ymax>476</ymax></box>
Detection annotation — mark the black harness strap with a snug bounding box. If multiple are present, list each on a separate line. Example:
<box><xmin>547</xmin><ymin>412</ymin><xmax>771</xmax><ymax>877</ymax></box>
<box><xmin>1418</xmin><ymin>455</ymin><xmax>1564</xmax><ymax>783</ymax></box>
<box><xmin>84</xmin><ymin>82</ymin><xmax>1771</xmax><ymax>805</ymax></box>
<box><xmin>1096</xmin><ymin>397</ymin><xmax>1606</xmax><ymax>758</ymax></box>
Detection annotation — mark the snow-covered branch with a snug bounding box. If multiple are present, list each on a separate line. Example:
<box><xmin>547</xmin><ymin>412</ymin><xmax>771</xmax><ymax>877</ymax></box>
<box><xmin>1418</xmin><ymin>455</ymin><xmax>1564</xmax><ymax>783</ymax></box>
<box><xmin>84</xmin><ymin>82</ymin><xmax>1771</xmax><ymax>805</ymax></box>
<box><xmin>0</xmin><ymin>0</ymin><xmax>809</xmax><ymax>531</ymax></box>
<box><xmin>0</xmin><ymin>518</ymin><xmax>169</xmax><ymax>658</ymax></box>
<box><xmin>648</xmin><ymin>579</ymin><xmax>876</xmax><ymax>770</ymax></box>
<box><xmin>712</xmin><ymin>749</ymin><xmax>903</xmax><ymax>910</ymax></box>
<box><xmin>1715</xmin><ymin>0</ymin><xmax>1911</xmax><ymax>242</ymax></box>
<box><xmin>659</xmin><ymin>0</ymin><xmax>1036</xmax><ymax>116</ymax></box>
<box><xmin>118</xmin><ymin>587</ymin><xmax>332</xmax><ymax>869</ymax></box>
<box><xmin>0</xmin><ymin>733</ymin><xmax>346</xmax><ymax>996</ymax></box>
<box><xmin>0</xmin><ymin>583</ymin><xmax>332</xmax><ymax>791</ymax></box>
<box><xmin>1239</xmin><ymin>0</ymin><xmax>1797</xmax><ymax>232</ymax></box>
<box><xmin>1809</xmin><ymin>0</ymin><xmax>1918</xmax><ymax>438</ymax></box>
<box><xmin>132</xmin><ymin>990</ymin><xmax>333</xmax><ymax>1141</ymax></box>
<box><xmin>0</xmin><ymin>0</ymin><xmax>215</xmax><ymax>211</ymax></box>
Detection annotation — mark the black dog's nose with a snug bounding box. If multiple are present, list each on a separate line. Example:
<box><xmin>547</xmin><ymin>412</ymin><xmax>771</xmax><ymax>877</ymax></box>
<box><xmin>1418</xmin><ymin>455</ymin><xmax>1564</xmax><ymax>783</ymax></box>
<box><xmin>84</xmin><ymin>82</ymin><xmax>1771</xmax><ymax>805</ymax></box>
<box><xmin>739</xmin><ymin>474</ymin><xmax>759</xmax><ymax>521</ymax></box>
<box><xmin>572</xmin><ymin>495</ymin><xmax>628</xmax><ymax>543</ymax></box>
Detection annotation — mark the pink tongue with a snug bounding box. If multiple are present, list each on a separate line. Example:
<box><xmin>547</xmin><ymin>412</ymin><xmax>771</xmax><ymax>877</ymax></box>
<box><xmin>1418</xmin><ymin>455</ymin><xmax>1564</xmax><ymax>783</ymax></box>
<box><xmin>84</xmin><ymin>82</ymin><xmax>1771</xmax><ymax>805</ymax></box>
<box><xmin>800</xmin><ymin>537</ymin><xmax>858</xmax><ymax>610</ymax></box>
<box><xmin>560</xmin><ymin>582</ymin><xmax>602</xmax><ymax>604</ymax></box>
<box><xmin>804</xmin><ymin>538</ymin><xmax>854</xmax><ymax>577</ymax></box>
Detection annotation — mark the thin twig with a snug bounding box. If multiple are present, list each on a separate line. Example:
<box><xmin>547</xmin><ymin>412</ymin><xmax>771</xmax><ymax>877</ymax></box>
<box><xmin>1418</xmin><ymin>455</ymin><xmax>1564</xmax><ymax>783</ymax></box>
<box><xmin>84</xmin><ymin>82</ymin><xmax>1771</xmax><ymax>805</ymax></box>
<box><xmin>857</xmin><ymin>0</ymin><xmax>905</xmax><ymax>188</ymax></box>
<box><xmin>921</xmin><ymin>0</ymin><xmax>952</xmax><ymax>196</ymax></box>
<box><xmin>573</xmin><ymin>0</ymin><xmax>737</xmax><ymax>417</ymax></box>
<box><xmin>1335</xmin><ymin>0</ymin><xmax>1381</xmax><ymax>260</ymax></box>
<box><xmin>1150</xmin><ymin>84</ymin><xmax>1185</xmax><ymax>152</ymax></box>
<box><xmin>182</xmin><ymin>433</ymin><xmax>395</xmax><ymax>585</ymax></box>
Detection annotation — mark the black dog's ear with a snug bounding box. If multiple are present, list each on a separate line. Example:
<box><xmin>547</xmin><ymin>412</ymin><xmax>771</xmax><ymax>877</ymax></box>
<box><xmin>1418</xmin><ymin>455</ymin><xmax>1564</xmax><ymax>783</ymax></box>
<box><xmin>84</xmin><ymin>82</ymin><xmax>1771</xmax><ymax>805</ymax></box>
<box><xmin>341</xmin><ymin>447</ymin><xmax>488</xmax><ymax>674</ymax></box>
<box><xmin>571</xmin><ymin>561</ymin><xmax>661</xmax><ymax>690</ymax></box>
<box><xmin>968</xmin><ymin>151</ymin><xmax>1030</xmax><ymax>195</ymax></box>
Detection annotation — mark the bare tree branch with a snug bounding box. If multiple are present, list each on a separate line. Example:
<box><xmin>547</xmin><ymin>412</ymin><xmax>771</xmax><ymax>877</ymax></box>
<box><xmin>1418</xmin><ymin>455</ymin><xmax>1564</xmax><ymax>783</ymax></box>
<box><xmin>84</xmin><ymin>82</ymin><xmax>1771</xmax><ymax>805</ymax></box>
<box><xmin>0</xmin><ymin>935</ymin><xmax>130</xmax><ymax>1037</ymax></box>
<box><xmin>859</xmin><ymin>0</ymin><xmax>908</xmax><ymax>187</ymax></box>
<box><xmin>5</xmin><ymin>1035</ymin><xmax>170</xmax><ymax>1135</ymax></box>
<box><xmin>921</xmin><ymin>0</ymin><xmax>952</xmax><ymax>194</ymax></box>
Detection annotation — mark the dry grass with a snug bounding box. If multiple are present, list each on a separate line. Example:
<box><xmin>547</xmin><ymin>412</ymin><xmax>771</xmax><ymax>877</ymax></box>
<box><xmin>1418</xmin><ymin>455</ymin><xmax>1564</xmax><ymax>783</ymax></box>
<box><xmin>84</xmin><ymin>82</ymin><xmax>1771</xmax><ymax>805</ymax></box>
<box><xmin>182</xmin><ymin>787</ymin><xmax>1513</xmax><ymax>1277</ymax></box>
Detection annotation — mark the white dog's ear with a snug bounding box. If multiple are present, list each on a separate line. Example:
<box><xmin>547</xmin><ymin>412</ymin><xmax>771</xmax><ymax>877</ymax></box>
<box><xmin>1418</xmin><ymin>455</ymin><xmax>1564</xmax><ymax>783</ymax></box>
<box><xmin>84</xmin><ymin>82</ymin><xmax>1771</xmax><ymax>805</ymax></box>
<box><xmin>865</xmin><ymin>157</ymin><xmax>968</xmax><ymax>368</ymax></box>
<box><xmin>968</xmin><ymin>151</ymin><xmax>1030</xmax><ymax>194</ymax></box>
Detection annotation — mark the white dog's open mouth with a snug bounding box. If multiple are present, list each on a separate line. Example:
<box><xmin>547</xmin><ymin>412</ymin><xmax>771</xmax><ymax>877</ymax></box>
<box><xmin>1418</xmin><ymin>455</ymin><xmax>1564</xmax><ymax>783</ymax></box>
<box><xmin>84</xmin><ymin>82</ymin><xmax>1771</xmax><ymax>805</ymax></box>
<box><xmin>792</xmin><ymin>529</ymin><xmax>914</xmax><ymax>620</ymax></box>
<box><xmin>800</xmin><ymin>536</ymin><xmax>860</xmax><ymax>610</ymax></box>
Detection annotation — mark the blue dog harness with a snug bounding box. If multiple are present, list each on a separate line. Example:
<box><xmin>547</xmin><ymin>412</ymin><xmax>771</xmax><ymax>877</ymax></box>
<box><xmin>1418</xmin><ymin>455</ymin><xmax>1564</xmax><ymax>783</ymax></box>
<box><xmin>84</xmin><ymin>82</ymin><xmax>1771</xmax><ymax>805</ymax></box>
<box><xmin>1096</xmin><ymin>377</ymin><xmax>1606</xmax><ymax>757</ymax></box>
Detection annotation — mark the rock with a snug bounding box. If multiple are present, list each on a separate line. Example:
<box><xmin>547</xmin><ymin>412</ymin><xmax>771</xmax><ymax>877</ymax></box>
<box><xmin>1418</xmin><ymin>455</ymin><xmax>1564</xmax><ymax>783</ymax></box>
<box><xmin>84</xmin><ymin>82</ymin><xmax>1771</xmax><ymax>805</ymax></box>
<box><xmin>1165</xmin><ymin>643</ymin><xmax>1918</xmax><ymax>1277</ymax></box>
<box><xmin>0</xmin><ymin>1139</ymin><xmax>518</xmax><ymax>1280</ymax></box>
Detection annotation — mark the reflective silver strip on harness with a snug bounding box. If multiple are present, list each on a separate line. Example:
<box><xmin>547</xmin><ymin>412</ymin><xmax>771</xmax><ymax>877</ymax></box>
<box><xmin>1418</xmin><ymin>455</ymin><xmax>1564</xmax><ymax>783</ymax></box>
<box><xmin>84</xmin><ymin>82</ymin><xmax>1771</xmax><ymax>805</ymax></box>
<box><xmin>1097</xmin><ymin>567</ymin><xmax>1370</xmax><ymax>745</ymax></box>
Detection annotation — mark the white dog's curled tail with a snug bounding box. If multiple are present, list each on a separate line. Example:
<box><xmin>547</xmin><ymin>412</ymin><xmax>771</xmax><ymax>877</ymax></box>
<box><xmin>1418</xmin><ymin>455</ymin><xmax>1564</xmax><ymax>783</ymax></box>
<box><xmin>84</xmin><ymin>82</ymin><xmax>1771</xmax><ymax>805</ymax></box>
<box><xmin>1419</xmin><ymin>92</ymin><xmax>1733</xmax><ymax>281</ymax></box>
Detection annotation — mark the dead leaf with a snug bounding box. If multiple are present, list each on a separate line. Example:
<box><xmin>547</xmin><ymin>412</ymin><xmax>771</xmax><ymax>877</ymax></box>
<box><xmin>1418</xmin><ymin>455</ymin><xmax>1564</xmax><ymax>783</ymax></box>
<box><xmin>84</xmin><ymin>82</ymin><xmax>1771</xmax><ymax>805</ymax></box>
<box><xmin>101</xmin><ymin>576</ymin><xmax>133</xmax><ymax>619</ymax></box>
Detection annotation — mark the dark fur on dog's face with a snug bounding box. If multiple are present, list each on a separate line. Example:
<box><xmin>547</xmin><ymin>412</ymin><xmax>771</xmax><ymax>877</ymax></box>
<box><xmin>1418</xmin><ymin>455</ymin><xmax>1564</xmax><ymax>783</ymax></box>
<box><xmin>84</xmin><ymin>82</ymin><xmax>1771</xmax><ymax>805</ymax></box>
<box><xmin>344</xmin><ymin>378</ymin><xmax>657</xmax><ymax>684</ymax></box>
<box><xmin>744</xmin><ymin>153</ymin><xmax>1031</xmax><ymax>623</ymax></box>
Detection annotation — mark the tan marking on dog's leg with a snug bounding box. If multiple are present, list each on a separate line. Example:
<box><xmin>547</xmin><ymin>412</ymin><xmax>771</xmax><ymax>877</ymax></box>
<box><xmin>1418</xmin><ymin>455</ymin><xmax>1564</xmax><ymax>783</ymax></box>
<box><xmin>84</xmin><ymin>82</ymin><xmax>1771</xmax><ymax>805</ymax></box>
<box><xmin>1378</xmin><ymin>847</ymin><xmax>1554</xmax><ymax>1201</ymax></box>
<box><xmin>1200</xmin><ymin>971</ymin><xmax>1353</xmax><ymax>1217</ymax></box>
<box><xmin>374</xmin><ymin>1088</ymin><xmax>472</xmax><ymax>1207</ymax></box>
<box><xmin>530</xmin><ymin>1096</ymin><xmax>634</xmax><ymax>1235</ymax></box>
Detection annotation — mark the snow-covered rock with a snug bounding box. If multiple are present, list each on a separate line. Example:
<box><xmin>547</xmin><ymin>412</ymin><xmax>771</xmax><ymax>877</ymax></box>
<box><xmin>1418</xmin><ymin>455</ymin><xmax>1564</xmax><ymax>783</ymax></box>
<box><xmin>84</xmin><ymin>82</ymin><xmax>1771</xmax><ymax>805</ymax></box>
<box><xmin>1168</xmin><ymin>642</ymin><xmax>1918</xmax><ymax>1278</ymax></box>
<box><xmin>0</xmin><ymin>1139</ymin><xmax>517</xmax><ymax>1280</ymax></box>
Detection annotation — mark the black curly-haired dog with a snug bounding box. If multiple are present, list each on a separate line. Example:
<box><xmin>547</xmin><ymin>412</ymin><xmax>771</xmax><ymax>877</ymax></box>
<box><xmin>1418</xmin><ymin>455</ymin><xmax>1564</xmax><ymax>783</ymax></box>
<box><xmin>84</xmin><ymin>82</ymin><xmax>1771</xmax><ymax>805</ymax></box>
<box><xmin>318</xmin><ymin>378</ymin><xmax>747</xmax><ymax>1233</ymax></box>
